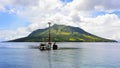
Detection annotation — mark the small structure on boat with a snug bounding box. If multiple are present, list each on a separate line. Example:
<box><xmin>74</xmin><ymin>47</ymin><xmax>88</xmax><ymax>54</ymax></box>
<box><xmin>39</xmin><ymin>22</ymin><xmax>58</xmax><ymax>50</ymax></box>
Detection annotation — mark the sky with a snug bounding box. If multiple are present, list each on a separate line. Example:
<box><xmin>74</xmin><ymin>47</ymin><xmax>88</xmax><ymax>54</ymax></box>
<box><xmin>0</xmin><ymin>0</ymin><xmax>120</xmax><ymax>41</ymax></box>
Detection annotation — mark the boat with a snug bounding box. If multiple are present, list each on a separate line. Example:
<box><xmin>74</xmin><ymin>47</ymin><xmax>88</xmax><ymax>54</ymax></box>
<box><xmin>39</xmin><ymin>22</ymin><xmax>58</xmax><ymax>50</ymax></box>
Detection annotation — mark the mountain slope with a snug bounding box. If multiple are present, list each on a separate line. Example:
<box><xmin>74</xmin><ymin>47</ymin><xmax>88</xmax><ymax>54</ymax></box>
<box><xmin>9</xmin><ymin>24</ymin><xmax>116</xmax><ymax>42</ymax></box>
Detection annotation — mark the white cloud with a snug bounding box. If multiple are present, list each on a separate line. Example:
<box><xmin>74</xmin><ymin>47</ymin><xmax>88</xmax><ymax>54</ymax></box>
<box><xmin>70</xmin><ymin>0</ymin><xmax>120</xmax><ymax>11</ymax></box>
<box><xmin>0</xmin><ymin>5</ymin><xmax>5</xmax><ymax>11</ymax></box>
<box><xmin>0</xmin><ymin>27</ymin><xmax>32</xmax><ymax>41</ymax></box>
<box><xmin>80</xmin><ymin>14</ymin><xmax>120</xmax><ymax>40</ymax></box>
<box><xmin>0</xmin><ymin>0</ymin><xmax>120</xmax><ymax>41</ymax></box>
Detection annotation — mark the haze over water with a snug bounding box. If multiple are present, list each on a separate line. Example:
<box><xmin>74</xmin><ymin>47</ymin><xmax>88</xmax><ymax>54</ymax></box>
<box><xmin>0</xmin><ymin>42</ymin><xmax>120</xmax><ymax>68</ymax></box>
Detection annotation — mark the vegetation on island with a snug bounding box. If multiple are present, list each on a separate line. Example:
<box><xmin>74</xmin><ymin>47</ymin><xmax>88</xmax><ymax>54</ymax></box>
<box><xmin>9</xmin><ymin>24</ymin><xmax>116</xmax><ymax>42</ymax></box>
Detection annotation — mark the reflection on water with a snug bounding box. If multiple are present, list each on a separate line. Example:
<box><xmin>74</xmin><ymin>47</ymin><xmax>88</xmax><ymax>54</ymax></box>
<box><xmin>0</xmin><ymin>42</ymin><xmax>120</xmax><ymax>68</ymax></box>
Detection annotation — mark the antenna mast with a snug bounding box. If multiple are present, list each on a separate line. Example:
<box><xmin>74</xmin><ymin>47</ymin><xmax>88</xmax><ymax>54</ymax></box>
<box><xmin>48</xmin><ymin>22</ymin><xmax>51</xmax><ymax>44</ymax></box>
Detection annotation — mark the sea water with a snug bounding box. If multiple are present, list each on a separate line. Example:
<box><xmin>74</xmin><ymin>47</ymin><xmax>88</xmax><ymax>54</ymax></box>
<box><xmin>0</xmin><ymin>42</ymin><xmax>120</xmax><ymax>68</ymax></box>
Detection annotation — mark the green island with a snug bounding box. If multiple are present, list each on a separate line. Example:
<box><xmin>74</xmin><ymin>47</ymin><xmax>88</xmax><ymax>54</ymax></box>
<box><xmin>9</xmin><ymin>24</ymin><xmax>116</xmax><ymax>42</ymax></box>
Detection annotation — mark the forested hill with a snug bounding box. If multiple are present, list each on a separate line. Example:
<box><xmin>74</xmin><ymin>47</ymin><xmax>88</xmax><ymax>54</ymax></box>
<box><xmin>9</xmin><ymin>24</ymin><xmax>116</xmax><ymax>42</ymax></box>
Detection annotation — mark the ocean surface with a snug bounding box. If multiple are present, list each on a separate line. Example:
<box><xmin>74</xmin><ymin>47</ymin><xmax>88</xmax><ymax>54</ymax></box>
<box><xmin>0</xmin><ymin>42</ymin><xmax>120</xmax><ymax>68</ymax></box>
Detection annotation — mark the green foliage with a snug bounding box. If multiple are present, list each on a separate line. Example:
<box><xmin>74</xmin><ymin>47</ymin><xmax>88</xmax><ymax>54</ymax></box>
<box><xmin>10</xmin><ymin>24</ymin><xmax>116</xmax><ymax>42</ymax></box>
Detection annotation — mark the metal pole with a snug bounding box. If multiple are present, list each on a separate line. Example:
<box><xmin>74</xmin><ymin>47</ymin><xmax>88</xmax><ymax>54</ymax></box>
<box><xmin>48</xmin><ymin>22</ymin><xmax>51</xmax><ymax>44</ymax></box>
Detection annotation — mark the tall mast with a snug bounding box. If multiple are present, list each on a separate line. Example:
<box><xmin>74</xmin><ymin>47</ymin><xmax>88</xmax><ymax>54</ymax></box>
<box><xmin>48</xmin><ymin>22</ymin><xmax>51</xmax><ymax>44</ymax></box>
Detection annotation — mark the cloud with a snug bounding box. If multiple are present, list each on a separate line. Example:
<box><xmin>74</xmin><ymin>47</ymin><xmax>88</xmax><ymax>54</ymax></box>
<box><xmin>0</xmin><ymin>5</ymin><xmax>5</xmax><ymax>11</ymax></box>
<box><xmin>12</xmin><ymin>0</ymin><xmax>39</xmax><ymax>7</ymax></box>
<box><xmin>0</xmin><ymin>27</ymin><xmax>31</xmax><ymax>41</ymax></box>
<box><xmin>0</xmin><ymin>0</ymin><xmax>120</xmax><ymax>41</ymax></box>
<box><xmin>80</xmin><ymin>14</ymin><xmax>120</xmax><ymax>40</ymax></box>
<box><xmin>69</xmin><ymin>0</ymin><xmax>120</xmax><ymax>11</ymax></box>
